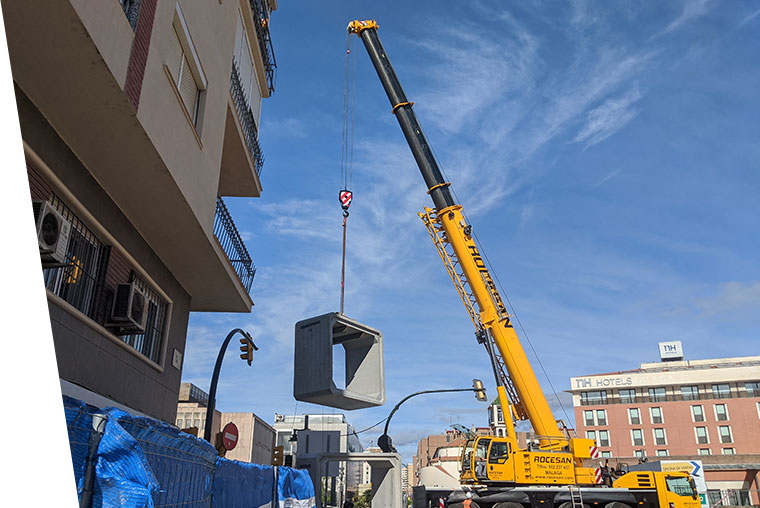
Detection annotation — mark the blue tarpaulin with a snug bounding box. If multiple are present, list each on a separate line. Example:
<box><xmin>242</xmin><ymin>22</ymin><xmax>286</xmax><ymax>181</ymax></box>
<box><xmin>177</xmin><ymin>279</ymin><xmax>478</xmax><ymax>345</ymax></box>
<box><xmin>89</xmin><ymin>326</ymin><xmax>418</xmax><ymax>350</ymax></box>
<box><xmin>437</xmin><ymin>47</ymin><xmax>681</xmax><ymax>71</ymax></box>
<box><xmin>276</xmin><ymin>467</ymin><xmax>316</xmax><ymax>508</ymax></box>
<box><xmin>213</xmin><ymin>458</ymin><xmax>274</xmax><ymax>508</ymax></box>
<box><xmin>63</xmin><ymin>396</ymin><xmax>315</xmax><ymax>508</ymax></box>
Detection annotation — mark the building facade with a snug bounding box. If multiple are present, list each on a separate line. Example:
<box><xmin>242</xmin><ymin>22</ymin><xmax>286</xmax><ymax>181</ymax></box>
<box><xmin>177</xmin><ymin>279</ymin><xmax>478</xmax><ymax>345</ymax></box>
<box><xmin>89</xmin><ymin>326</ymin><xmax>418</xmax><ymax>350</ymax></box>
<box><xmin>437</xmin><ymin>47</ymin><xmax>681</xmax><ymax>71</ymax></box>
<box><xmin>5</xmin><ymin>0</ymin><xmax>277</xmax><ymax>422</ymax></box>
<box><xmin>176</xmin><ymin>383</ymin><xmax>274</xmax><ymax>464</ymax></box>
<box><xmin>570</xmin><ymin>345</ymin><xmax>760</xmax><ymax>505</ymax></box>
<box><xmin>570</xmin><ymin>353</ymin><xmax>760</xmax><ymax>458</ymax></box>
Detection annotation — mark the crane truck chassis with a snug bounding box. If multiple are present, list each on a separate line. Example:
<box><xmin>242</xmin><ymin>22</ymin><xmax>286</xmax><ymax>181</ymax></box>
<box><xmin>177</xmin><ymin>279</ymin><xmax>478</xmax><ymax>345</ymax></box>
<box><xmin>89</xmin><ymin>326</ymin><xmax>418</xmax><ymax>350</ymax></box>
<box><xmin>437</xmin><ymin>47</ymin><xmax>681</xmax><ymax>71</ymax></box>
<box><xmin>347</xmin><ymin>19</ymin><xmax>700</xmax><ymax>508</ymax></box>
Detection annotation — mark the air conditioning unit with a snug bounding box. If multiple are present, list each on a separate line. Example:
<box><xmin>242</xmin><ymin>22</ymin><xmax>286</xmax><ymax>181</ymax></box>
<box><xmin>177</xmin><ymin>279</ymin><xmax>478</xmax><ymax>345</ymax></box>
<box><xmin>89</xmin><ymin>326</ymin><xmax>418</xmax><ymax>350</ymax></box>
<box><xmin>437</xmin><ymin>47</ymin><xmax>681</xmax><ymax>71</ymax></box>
<box><xmin>32</xmin><ymin>200</ymin><xmax>71</xmax><ymax>264</ymax></box>
<box><xmin>108</xmin><ymin>282</ymin><xmax>149</xmax><ymax>333</ymax></box>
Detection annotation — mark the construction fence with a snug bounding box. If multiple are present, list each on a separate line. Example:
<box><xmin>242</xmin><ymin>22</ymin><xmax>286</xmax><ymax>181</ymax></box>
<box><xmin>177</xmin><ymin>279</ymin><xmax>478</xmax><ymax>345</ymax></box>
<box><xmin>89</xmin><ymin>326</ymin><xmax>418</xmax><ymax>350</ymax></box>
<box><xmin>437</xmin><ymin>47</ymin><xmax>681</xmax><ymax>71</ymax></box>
<box><xmin>64</xmin><ymin>396</ymin><xmax>315</xmax><ymax>508</ymax></box>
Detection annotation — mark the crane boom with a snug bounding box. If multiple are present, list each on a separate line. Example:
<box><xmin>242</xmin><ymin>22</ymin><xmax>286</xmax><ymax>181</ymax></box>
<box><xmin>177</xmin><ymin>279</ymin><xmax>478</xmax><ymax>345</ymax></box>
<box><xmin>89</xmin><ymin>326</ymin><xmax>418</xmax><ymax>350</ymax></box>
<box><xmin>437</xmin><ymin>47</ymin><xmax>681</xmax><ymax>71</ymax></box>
<box><xmin>348</xmin><ymin>19</ymin><xmax>564</xmax><ymax>443</ymax></box>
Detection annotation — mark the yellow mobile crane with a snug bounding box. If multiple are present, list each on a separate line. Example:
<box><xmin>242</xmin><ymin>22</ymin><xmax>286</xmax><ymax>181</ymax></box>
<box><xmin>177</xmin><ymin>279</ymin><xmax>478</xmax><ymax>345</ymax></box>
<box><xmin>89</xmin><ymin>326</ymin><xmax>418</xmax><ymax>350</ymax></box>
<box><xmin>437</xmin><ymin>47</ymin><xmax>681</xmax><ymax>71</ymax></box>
<box><xmin>348</xmin><ymin>19</ymin><xmax>701</xmax><ymax>508</ymax></box>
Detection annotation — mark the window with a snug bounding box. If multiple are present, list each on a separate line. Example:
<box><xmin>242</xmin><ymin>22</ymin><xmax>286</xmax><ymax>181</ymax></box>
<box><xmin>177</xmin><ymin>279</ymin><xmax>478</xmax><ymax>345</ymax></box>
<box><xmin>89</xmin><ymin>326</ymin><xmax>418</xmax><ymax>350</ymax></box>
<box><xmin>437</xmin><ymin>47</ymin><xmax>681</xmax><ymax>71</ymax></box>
<box><xmin>745</xmin><ymin>381</ymin><xmax>760</xmax><ymax>397</ymax></box>
<box><xmin>722</xmin><ymin>448</ymin><xmax>735</xmax><ymax>455</ymax></box>
<box><xmin>695</xmin><ymin>427</ymin><xmax>709</xmax><ymax>444</ymax></box>
<box><xmin>117</xmin><ymin>276</ymin><xmax>169</xmax><ymax>364</ymax></box>
<box><xmin>166</xmin><ymin>5</ymin><xmax>207</xmax><ymax>128</ymax></box>
<box><xmin>714</xmin><ymin>404</ymin><xmax>728</xmax><ymax>421</ymax></box>
<box><xmin>718</xmin><ymin>425</ymin><xmax>732</xmax><ymax>443</ymax></box>
<box><xmin>488</xmin><ymin>441</ymin><xmax>509</xmax><ymax>463</ymax></box>
<box><xmin>698</xmin><ymin>448</ymin><xmax>711</xmax><ymax>455</ymax></box>
<box><xmin>581</xmin><ymin>391</ymin><xmax>607</xmax><ymax>405</ymax></box>
<box><xmin>586</xmin><ymin>430</ymin><xmax>597</xmax><ymax>442</ymax></box>
<box><xmin>598</xmin><ymin>430</ymin><xmax>610</xmax><ymax>447</ymax></box>
<box><xmin>634</xmin><ymin>449</ymin><xmax>646</xmax><ymax>458</ymax></box>
<box><xmin>584</xmin><ymin>410</ymin><xmax>595</xmax><ymax>426</ymax></box>
<box><xmin>596</xmin><ymin>409</ymin><xmax>607</xmax><ymax>426</ymax></box>
<box><xmin>656</xmin><ymin>450</ymin><xmax>668</xmax><ymax>457</ymax></box>
<box><xmin>629</xmin><ymin>408</ymin><xmax>641</xmax><ymax>425</ymax></box>
<box><xmin>666</xmin><ymin>476</ymin><xmax>697</xmax><ymax>497</ymax></box>
<box><xmin>681</xmin><ymin>385</ymin><xmax>700</xmax><ymax>400</ymax></box>
<box><xmin>648</xmin><ymin>387</ymin><xmax>667</xmax><ymax>402</ymax></box>
<box><xmin>631</xmin><ymin>429</ymin><xmax>644</xmax><ymax>446</ymax></box>
<box><xmin>712</xmin><ymin>383</ymin><xmax>731</xmax><ymax>399</ymax></box>
<box><xmin>651</xmin><ymin>407</ymin><xmax>663</xmax><ymax>424</ymax></box>
<box><xmin>601</xmin><ymin>451</ymin><xmax>612</xmax><ymax>458</ymax></box>
<box><xmin>691</xmin><ymin>405</ymin><xmax>705</xmax><ymax>422</ymax></box>
<box><xmin>42</xmin><ymin>195</ymin><xmax>108</xmax><ymax>319</ymax></box>
<box><xmin>653</xmin><ymin>428</ymin><xmax>667</xmax><ymax>445</ymax></box>
<box><xmin>619</xmin><ymin>388</ymin><xmax>636</xmax><ymax>403</ymax></box>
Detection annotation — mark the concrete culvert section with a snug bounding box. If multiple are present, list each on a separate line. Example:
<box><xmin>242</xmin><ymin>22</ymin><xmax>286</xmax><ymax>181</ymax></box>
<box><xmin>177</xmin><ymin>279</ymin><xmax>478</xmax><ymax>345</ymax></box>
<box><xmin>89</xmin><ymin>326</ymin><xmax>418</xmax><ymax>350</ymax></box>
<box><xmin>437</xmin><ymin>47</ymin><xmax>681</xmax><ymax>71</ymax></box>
<box><xmin>293</xmin><ymin>312</ymin><xmax>385</xmax><ymax>410</ymax></box>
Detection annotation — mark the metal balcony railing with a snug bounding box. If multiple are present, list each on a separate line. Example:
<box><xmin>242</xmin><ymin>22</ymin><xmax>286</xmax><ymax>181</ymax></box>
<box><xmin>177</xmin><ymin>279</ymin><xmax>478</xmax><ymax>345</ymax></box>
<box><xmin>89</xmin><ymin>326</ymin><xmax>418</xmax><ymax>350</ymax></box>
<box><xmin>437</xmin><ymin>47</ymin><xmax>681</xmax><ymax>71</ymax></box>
<box><xmin>120</xmin><ymin>0</ymin><xmax>141</xmax><ymax>31</ymax></box>
<box><xmin>248</xmin><ymin>0</ymin><xmax>277</xmax><ymax>94</ymax></box>
<box><xmin>230</xmin><ymin>61</ymin><xmax>265</xmax><ymax>176</ymax></box>
<box><xmin>214</xmin><ymin>197</ymin><xmax>255</xmax><ymax>293</ymax></box>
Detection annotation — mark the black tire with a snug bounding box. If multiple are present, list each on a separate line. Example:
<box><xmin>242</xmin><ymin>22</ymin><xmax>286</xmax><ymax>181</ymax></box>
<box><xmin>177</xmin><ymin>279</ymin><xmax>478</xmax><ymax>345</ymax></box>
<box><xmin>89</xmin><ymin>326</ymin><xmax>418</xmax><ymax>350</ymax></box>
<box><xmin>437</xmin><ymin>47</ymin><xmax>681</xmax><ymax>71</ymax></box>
<box><xmin>605</xmin><ymin>503</ymin><xmax>632</xmax><ymax>508</ymax></box>
<box><xmin>493</xmin><ymin>503</ymin><xmax>524</xmax><ymax>508</ymax></box>
<box><xmin>558</xmin><ymin>502</ymin><xmax>590</xmax><ymax>508</ymax></box>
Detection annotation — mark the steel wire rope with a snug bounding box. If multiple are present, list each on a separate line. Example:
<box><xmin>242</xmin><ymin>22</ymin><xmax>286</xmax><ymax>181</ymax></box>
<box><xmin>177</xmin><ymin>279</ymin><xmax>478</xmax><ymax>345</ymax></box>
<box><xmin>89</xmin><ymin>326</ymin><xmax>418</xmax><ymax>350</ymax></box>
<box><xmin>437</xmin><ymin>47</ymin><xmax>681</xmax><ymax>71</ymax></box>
<box><xmin>428</xmin><ymin>144</ymin><xmax>574</xmax><ymax>429</ymax></box>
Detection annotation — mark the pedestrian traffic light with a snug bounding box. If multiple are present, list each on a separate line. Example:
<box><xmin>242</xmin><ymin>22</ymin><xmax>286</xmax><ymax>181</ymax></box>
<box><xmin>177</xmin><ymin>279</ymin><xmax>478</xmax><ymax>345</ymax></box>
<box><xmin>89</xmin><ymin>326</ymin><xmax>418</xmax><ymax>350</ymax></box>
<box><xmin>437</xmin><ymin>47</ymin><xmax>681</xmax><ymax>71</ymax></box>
<box><xmin>239</xmin><ymin>333</ymin><xmax>258</xmax><ymax>366</ymax></box>
<box><xmin>472</xmin><ymin>379</ymin><xmax>487</xmax><ymax>401</ymax></box>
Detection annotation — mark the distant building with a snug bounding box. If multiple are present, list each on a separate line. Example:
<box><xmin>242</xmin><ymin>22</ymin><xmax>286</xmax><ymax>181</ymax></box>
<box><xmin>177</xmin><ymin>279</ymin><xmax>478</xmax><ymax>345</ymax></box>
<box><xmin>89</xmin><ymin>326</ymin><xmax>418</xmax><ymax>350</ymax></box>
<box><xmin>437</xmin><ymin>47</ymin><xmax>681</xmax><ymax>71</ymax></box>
<box><xmin>176</xmin><ymin>383</ymin><xmax>273</xmax><ymax>465</ymax></box>
<box><xmin>273</xmin><ymin>413</ymin><xmax>364</xmax><ymax>504</ymax></box>
<box><xmin>569</xmin><ymin>345</ymin><xmax>760</xmax><ymax>457</ymax></box>
<box><xmin>7</xmin><ymin>0</ymin><xmax>277</xmax><ymax>422</ymax></box>
<box><xmin>410</xmin><ymin>430</ymin><xmax>466</xmax><ymax>487</ymax></box>
<box><xmin>569</xmin><ymin>342</ymin><xmax>760</xmax><ymax>504</ymax></box>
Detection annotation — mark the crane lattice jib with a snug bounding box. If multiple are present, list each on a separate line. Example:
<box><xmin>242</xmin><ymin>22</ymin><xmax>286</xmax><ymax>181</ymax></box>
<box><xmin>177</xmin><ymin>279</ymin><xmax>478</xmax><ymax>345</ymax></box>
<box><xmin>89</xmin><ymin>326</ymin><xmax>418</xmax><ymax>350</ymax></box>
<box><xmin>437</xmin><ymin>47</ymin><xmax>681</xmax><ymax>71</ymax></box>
<box><xmin>419</xmin><ymin>207</ymin><xmax>526</xmax><ymax>420</ymax></box>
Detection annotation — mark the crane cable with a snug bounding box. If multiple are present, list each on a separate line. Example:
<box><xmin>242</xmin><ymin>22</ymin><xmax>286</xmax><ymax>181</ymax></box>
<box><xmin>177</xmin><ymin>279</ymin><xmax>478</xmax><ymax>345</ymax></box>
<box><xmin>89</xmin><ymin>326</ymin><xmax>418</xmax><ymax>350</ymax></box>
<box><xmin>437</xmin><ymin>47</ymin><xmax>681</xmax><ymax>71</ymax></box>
<box><xmin>339</xmin><ymin>33</ymin><xmax>357</xmax><ymax>314</ymax></box>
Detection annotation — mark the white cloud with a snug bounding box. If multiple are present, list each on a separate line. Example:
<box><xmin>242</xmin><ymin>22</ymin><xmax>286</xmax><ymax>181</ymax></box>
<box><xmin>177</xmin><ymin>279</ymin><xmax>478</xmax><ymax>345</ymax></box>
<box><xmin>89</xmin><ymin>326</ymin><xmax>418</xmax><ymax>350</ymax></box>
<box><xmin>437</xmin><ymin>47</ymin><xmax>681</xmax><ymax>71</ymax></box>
<box><xmin>695</xmin><ymin>281</ymin><xmax>760</xmax><ymax>318</ymax></box>
<box><xmin>663</xmin><ymin>0</ymin><xmax>713</xmax><ymax>34</ymax></box>
<box><xmin>574</xmin><ymin>86</ymin><xmax>644</xmax><ymax>147</ymax></box>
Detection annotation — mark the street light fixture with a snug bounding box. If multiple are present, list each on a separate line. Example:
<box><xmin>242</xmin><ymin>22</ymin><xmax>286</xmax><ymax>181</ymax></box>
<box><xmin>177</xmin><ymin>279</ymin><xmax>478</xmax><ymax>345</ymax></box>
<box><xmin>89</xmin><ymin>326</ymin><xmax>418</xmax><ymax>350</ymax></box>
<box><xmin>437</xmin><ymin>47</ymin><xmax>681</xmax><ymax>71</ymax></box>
<box><xmin>378</xmin><ymin>381</ymin><xmax>487</xmax><ymax>453</ymax></box>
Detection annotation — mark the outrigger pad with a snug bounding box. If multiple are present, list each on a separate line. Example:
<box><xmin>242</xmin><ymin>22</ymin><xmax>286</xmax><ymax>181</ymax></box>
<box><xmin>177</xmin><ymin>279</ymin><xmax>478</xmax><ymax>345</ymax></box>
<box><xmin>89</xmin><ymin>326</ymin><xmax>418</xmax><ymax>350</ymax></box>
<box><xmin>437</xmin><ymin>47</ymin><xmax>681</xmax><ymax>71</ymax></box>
<box><xmin>294</xmin><ymin>312</ymin><xmax>385</xmax><ymax>410</ymax></box>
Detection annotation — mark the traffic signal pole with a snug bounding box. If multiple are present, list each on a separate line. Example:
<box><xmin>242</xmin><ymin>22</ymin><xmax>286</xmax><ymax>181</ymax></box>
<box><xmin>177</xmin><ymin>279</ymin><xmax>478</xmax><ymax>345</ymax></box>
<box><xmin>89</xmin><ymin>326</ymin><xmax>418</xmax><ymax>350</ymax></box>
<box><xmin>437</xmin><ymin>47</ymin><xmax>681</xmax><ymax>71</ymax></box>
<box><xmin>203</xmin><ymin>328</ymin><xmax>257</xmax><ymax>443</ymax></box>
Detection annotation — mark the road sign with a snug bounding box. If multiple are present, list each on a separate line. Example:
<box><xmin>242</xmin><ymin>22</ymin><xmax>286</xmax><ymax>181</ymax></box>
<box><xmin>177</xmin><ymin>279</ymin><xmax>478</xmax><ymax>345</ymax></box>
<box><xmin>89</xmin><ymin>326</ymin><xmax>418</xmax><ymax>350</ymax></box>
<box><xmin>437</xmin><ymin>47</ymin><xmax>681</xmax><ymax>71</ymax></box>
<box><xmin>222</xmin><ymin>422</ymin><xmax>239</xmax><ymax>451</ymax></box>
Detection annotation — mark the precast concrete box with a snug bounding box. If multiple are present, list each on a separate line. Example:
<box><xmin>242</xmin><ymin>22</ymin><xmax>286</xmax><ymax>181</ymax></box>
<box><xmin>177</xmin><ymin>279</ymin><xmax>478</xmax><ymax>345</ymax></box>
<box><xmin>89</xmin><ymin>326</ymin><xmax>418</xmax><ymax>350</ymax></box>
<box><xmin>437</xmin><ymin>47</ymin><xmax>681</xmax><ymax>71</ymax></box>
<box><xmin>294</xmin><ymin>313</ymin><xmax>385</xmax><ymax>410</ymax></box>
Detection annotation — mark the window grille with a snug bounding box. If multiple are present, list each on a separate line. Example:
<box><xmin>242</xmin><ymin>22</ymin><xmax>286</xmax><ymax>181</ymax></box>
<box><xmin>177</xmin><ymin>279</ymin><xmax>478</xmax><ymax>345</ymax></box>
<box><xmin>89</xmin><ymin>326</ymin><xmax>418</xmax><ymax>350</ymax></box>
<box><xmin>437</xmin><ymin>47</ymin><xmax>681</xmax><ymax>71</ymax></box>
<box><xmin>42</xmin><ymin>194</ymin><xmax>108</xmax><ymax>319</ymax></box>
<box><xmin>118</xmin><ymin>273</ymin><xmax>167</xmax><ymax>364</ymax></box>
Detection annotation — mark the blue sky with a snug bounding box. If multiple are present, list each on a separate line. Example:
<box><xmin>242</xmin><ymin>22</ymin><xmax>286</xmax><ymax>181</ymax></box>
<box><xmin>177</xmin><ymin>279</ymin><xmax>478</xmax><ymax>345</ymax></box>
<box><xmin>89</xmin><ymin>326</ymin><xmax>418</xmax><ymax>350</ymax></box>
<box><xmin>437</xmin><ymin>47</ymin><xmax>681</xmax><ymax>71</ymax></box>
<box><xmin>180</xmin><ymin>1</ymin><xmax>760</xmax><ymax>463</ymax></box>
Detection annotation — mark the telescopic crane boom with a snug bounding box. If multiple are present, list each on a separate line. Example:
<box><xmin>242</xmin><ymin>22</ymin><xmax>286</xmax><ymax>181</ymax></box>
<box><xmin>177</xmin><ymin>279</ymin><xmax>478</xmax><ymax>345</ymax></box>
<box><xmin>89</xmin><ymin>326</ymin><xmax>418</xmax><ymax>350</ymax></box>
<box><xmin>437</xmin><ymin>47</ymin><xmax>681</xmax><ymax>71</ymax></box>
<box><xmin>348</xmin><ymin>21</ymin><xmax>701</xmax><ymax>508</ymax></box>
<box><xmin>346</xmin><ymin>18</ymin><xmax>565</xmax><ymax>446</ymax></box>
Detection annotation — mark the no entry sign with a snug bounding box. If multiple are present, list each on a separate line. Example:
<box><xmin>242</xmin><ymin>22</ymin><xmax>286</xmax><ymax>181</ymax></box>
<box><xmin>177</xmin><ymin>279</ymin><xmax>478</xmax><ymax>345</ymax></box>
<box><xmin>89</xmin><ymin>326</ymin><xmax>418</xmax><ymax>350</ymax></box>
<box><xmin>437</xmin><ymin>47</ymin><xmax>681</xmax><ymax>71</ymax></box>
<box><xmin>222</xmin><ymin>422</ymin><xmax>239</xmax><ymax>451</ymax></box>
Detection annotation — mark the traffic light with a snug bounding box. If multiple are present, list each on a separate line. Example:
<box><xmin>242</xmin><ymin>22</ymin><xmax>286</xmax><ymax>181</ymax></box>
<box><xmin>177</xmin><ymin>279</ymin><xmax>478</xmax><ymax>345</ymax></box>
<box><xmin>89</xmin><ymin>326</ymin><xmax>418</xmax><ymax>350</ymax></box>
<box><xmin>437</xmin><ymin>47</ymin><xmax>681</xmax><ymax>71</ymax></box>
<box><xmin>472</xmin><ymin>379</ymin><xmax>487</xmax><ymax>402</ymax></box>
<box><xmin>239</xmin><ymin>333</ymin><xmax>258</xmax><ymax>366</ymax></box>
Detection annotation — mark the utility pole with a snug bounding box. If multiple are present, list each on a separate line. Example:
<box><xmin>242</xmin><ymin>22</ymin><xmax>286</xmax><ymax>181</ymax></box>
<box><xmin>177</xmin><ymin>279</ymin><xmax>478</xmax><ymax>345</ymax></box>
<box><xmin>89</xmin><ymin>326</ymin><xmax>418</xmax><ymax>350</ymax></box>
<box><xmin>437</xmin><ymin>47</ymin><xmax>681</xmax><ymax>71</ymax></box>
<box><xmin>203</xmin><ymin>328</ymin><xmax>257</xmax><ymax>443</ymax></box>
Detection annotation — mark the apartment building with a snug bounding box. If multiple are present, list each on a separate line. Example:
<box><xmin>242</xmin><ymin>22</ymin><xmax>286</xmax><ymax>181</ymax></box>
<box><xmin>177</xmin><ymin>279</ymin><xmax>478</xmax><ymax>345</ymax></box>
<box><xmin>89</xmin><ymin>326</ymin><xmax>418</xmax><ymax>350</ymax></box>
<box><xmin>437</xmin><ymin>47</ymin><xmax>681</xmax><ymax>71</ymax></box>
<box><xmin>569</xmin><ymin>343</ymin><xmax>760</xmax><ymax>458</ymax></box>
<box><xmin>4</xmin><ymin>0</ymin><xmax>277</xmax><ymax>422</ymax></box>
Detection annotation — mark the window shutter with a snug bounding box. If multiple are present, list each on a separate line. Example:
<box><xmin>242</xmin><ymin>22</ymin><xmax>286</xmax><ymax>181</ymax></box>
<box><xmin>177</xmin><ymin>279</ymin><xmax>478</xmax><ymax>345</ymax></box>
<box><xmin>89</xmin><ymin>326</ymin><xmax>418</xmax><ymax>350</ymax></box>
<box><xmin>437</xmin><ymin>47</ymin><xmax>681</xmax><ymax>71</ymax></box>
<box><xmin>167</xmin><ymin>27</ymin><xmax>183</xmax><ymax>84</ymax></box>
<box><xmin>179</xmin><ymin>55</ymin><xmax>199</xmax><ymax>122</ymax></box>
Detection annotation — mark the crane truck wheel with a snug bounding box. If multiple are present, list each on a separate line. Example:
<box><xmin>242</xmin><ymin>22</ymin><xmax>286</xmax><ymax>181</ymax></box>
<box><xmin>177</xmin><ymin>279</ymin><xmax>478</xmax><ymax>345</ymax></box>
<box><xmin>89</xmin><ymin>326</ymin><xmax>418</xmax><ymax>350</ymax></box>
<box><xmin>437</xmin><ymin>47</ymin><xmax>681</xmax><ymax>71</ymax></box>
<box><xmin>558</xmin><ymin>502</ymin><xmax>590</xmax><ymax>508</ymax></box>
<box><xmin>493</xmin><ymin>502</ymin><xmax>524</xmax><ymax>508</ymax></box>
<box><xmin>604</xmin><ymin>503</ymin><xmax>632</xmax><ymax>508</ymax></box>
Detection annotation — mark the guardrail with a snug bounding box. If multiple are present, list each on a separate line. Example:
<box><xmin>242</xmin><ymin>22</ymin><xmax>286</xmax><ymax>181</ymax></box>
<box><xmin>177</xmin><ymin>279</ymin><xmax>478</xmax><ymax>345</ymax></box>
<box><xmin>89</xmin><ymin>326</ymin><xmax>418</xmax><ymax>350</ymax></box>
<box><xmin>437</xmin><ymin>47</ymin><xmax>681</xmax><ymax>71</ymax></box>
<box><xmin>214</xmin><ymin>196</ymin><xmax>255</xmax><ymax>293</ymax></box>
<box><xmin>230</xmin><ymin>61</ymin><xmax>265</xmax><ymax>176</ymax></box>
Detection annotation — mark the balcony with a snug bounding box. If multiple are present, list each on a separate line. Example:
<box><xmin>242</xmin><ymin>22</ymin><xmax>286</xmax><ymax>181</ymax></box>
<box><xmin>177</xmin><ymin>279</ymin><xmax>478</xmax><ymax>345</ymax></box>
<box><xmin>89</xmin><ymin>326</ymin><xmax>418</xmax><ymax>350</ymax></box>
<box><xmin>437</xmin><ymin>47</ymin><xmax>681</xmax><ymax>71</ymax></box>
<box><xmin>248</xmin><ymin>0</ymin><xmax>277</xmax><ymax>94</ymax></box>
<box><xmin>214</xmin><ymin>197</ymin><xmax>256</xmax><ymax>292</ymax></box>
<box><xmin>230</xmin><ymin>61</ymin><xmax>265</xmax><ymax>176</ymax></box>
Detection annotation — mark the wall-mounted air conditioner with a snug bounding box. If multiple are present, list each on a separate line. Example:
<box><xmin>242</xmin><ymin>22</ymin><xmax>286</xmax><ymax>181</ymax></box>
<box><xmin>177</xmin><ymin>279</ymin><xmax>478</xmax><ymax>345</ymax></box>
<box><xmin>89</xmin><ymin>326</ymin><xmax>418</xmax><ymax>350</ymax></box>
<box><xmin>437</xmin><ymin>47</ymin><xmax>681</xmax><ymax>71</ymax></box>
<box><xmin>108</xmin><ymin>282</ymin><xmax>149</xmax><ymax>333</ymax></box>
<box><xmin>32</xmin><ymin>200</ymin><xmax>71</xmax><ymax>264</ymax></box>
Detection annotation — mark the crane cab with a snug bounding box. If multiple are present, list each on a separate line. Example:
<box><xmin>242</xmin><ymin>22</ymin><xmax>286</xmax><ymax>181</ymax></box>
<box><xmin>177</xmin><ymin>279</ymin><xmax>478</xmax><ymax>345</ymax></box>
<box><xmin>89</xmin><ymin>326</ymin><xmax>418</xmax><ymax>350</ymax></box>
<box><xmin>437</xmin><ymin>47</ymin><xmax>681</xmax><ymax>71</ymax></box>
<box><xmin>460</xmin><ymin>436</ymin><xmax>582</xmax><ymax>485</ymax></box>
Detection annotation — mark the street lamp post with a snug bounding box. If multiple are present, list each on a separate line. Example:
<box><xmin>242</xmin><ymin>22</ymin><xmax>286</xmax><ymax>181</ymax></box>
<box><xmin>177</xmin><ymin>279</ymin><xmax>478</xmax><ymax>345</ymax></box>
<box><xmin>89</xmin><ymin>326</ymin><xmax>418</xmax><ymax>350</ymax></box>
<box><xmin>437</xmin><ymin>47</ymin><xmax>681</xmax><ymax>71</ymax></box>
<box><xmin>378</xmin><ymin>381</ymin><xmax>487</xmax><ymax>453</ymax></box>
<box><xmin>203</xmin><ymin>328</ymin><xmax>257</xmax><ymax>443</ymax></box>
